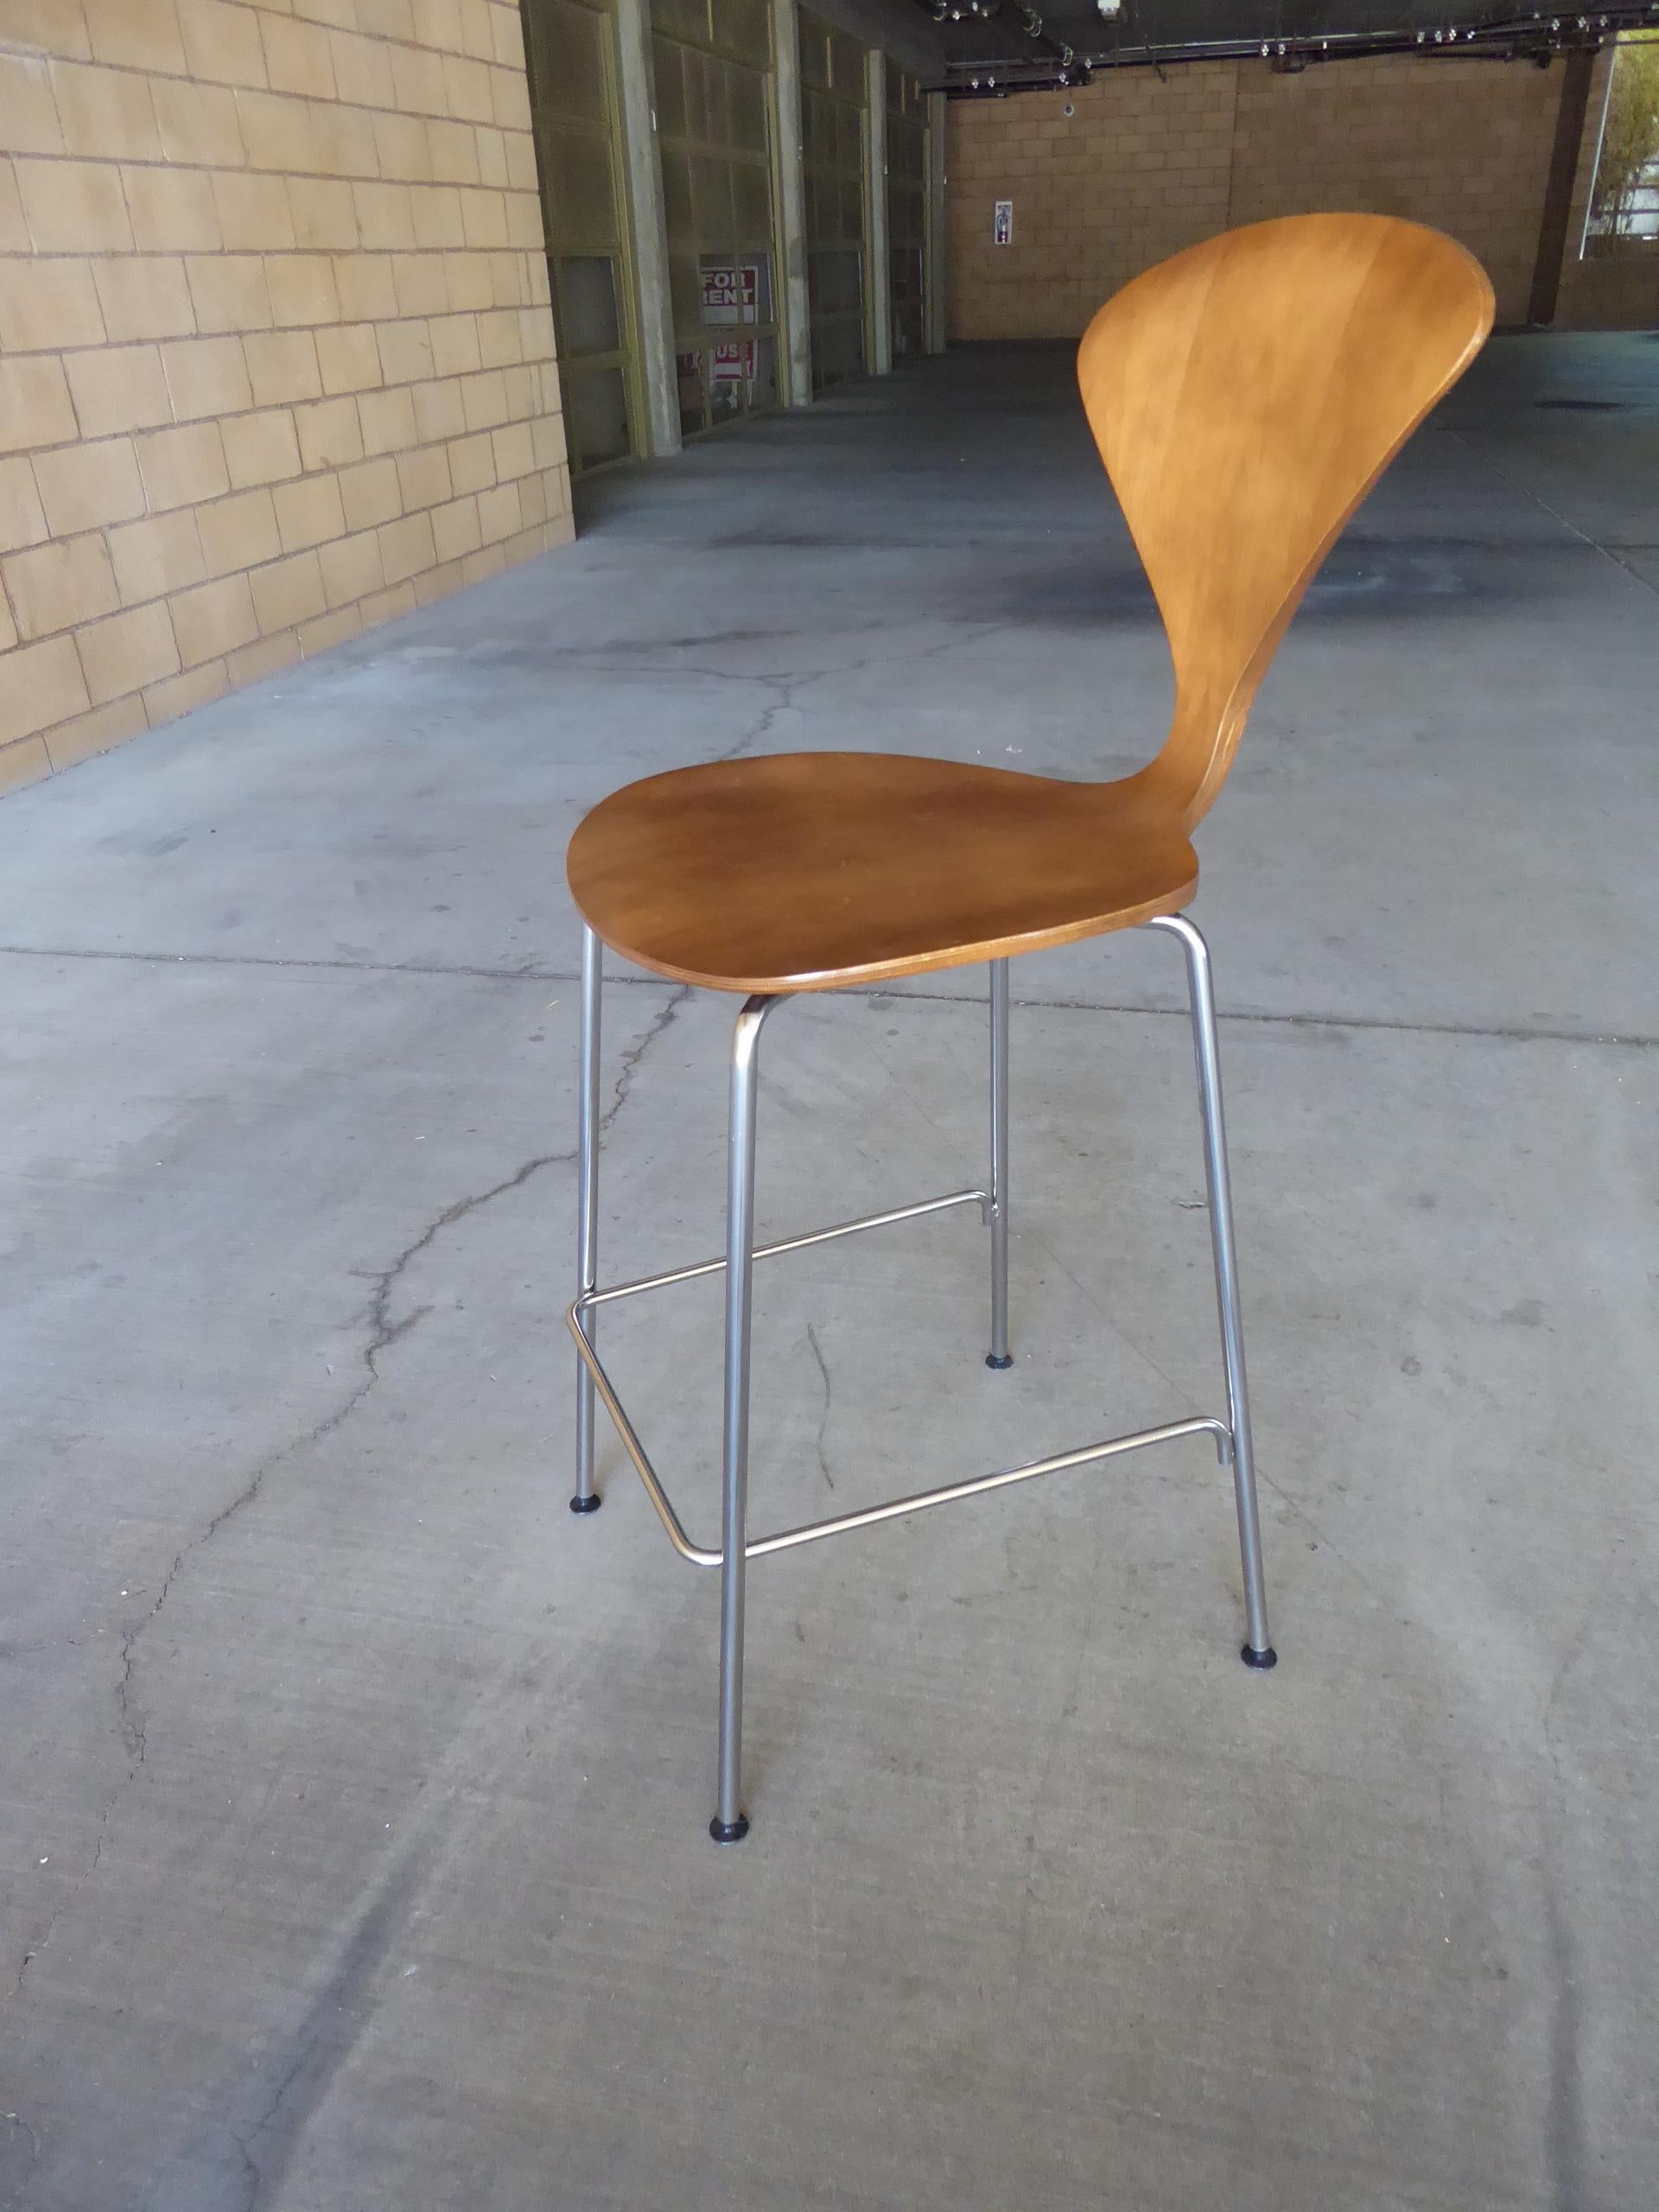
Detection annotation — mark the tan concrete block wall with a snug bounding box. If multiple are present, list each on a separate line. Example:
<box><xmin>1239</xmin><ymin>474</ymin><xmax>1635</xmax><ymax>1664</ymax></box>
<box><xmin>1228</xmin><ymin>55</ymin><xmax>1560</xmax><ymax>321</ymax></box>
<box><xmin>945</xmin><ymin>65</ymin><xmax>1237</xmax><ymax>342</ymax></box>
<box><xmin>0</xmin><ymin>0</ymin><xmax>571</xmax><ymax>795</ymax></box>
<box><xmin>948</xmin><ymin>54</ymin><xmax>1572</xmax><ymax>341</ymax></box>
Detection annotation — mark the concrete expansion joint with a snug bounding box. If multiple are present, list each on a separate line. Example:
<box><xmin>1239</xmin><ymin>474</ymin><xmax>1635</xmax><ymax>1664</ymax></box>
<box><xmin>1440</xmin><ymin>423</ymin><xmax>1659</xmax><ymax>602</ymax></box>
<box><xmin>0</xmin><ymin>948</ymin><xmax>1650</xmax><ymax>1052</ymax></box>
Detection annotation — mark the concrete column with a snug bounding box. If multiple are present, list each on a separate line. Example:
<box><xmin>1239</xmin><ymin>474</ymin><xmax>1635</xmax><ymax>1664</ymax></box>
<box><xmin>866</xmin><ymin>49</ymin><xmax>892</xmax><ymax>375</ymax></box>
<box><xmin>1528</xmin><ymin>48</ymin><xmax>1597</xmax><ymax>327</ymax></box>
<box><xmin>925</xmin><ymin>88</ymin><xmax>947</xmax><ymax>355</ymax></box>
<box><xmin>771</xmin><ymin>0</ymin><xmax>814</xmax><ymax>407</ymax></box>
<box><xmin>612</xmin><ymin>0</ymin><xmax>681</xmax><ymax>455</ymax></box>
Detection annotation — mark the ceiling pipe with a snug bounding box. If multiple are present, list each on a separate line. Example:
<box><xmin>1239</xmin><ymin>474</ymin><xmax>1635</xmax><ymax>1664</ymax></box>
<box><xmin>917</xmin><ymin>0</ymin><xmax>1092</xmax><ymax>84</ymax></box>
<box><xmin>938</xmin><ymin>3</ymin><xmax>1650</xmax><ymax>94</ymax></box>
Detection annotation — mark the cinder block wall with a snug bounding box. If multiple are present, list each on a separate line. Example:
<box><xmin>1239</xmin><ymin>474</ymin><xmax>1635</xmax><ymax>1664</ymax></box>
<box><xmin>0</xmin><ymin>0</ymin><xmax>572</xmax><ymax>796</ymax></box>
<box><xmin>947</xmin><ymin>54</ymin><xmax>1569</xmax><ymax>340</ymax></box>
<box><xmin>948</xmin><ymin>62</ymin><xmax>1237</xmax><ymax>341</ymax></box>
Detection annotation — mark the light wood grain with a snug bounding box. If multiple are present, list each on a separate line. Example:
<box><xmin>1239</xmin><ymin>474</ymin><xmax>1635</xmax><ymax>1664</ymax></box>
<box><xmin>569</xmin><ymin>213</ymin><xmax>1495</xmax><ymax>994</ymax></box>
<box><xmin>1080</xmin><ymin>213</ymin><xmax>1495</xmax><ymax>830</ymax></box>
<box><xmin>567</xmin><ymin>752</ymin><xmax>1197</xmax><ymax>993</ymax></box>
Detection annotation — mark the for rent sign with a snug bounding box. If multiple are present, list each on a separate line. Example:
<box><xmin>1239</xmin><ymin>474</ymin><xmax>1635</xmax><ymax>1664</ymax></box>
<box><xmin>702</xmin><ymin>264</ymin><xmax>760</xmax><ymax>396</ymax></box>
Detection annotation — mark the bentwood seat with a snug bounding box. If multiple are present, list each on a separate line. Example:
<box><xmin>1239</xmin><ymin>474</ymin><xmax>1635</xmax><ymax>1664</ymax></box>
<box><xmin>569</xmin><ymin>753</ymin><xmax>1198</xmax><ymax>992</ymax></box>
<box><xmin>565</xmin><ymin>213</ymin><xmax>1495</xmax><ymax>1843</ymax></box>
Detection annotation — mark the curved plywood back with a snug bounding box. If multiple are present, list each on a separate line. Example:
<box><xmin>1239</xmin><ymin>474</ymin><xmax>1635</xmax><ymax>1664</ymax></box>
<box><xmin>1077</xmin><ymin>214</ymin><xmax>1495</xmax><ymax>830</ymax></box>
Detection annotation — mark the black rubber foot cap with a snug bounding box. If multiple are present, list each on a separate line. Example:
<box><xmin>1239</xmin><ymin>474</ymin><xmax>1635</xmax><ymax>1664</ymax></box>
<box><xmin>1241</xmin><ymin>1643</ymin><xmax>1278</xmax><ymax>1670</ymax></box>
<box><xmin>569</xmin><ymin>1492</ymin><xmax>601</xmax><ymax>1515</ymax></box>
<box><xmin>985</xmin><ymin>1352</ymin><xmax>1014</xmax><ymax>1370</ymax></box>
<box><xmin>709</xmin><ymin>1815</ymin><xmax>750</xmax><ymax>1845</ymax></box>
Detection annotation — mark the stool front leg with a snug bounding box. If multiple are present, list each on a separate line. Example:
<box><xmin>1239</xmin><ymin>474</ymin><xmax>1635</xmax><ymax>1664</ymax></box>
<box><xmin>571</xmin><ymin>925</ymin><xmax>603</xmax><ymax>1516</ymax></box>
<box><xmin>712</xmin><ymin>993</ymin><xmax>780</xmax><ymax>1842</ymax></box>
<box><xmin>1146</xmin><ymin>913</ymin><xmax>1276</xmax><ymax>1670</ymax></box>
<box><xmin>986</xmin><ymin>958</ymin><xmax>1014</xmax><ymax>1370</ymax></box>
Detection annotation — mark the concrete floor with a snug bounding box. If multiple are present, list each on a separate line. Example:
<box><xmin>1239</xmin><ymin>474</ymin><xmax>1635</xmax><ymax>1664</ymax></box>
<box><xmin>1</xmin><ymin>332</ymin><xmax>1656</xmax><ymax>2211</ymax></box>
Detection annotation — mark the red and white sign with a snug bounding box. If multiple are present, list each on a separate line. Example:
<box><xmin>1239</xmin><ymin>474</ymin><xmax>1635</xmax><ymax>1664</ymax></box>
<box><xmin>702</xmin><ymin>264</ymin><xmax>761</xmax><ymax>396</ymax></box>
<box><xmin>701</xmin><ymin>264</ymin><xmax>759</xmax><ymax>324</ymax></box>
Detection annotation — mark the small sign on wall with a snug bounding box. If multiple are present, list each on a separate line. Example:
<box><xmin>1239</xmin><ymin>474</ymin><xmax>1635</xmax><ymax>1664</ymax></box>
<box><xmin>993</xmin><ymin>200</ymin><xmax>1014</xmax><ymax>246</ymax></box>
<box><xmin>702</xmin><ymin>264</ymin><xmax>760</xmax><ymax>399</ymax></box>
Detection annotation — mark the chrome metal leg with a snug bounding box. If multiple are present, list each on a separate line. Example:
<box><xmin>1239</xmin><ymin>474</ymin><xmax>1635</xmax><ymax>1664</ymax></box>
<box><xmin>712</xmin><ymin>995</ymin><xmax>779</xmax><ymax>1842</ymax></box>
<box><xmin>571</xmin><ymin>925</ymin><xmax>603</xmax><ymax>1515</ymax></box>
<box><xmin>1147</xmin><ymin>913</ymin><xmax>1276</xmax><ymax>1669</ymax></box>
<box><xmin>986</xmin><ymin>958</ymin><xmax>1013</xmax><ymax>1369</ymax></box>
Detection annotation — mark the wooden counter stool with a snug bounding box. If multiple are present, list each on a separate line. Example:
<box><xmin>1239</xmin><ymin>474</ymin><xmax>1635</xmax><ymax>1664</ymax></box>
<box><xmin>565</xmin><ymin>213</ymin><xmax>1495</xmax><ymax>1842</ymax></box>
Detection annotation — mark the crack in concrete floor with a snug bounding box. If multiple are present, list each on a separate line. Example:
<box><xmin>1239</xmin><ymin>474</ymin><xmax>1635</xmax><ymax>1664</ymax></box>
<box><xmin>7</xmin><ymin>982</ymin><xmax>693</xmax><ymax>2005</ymax></box>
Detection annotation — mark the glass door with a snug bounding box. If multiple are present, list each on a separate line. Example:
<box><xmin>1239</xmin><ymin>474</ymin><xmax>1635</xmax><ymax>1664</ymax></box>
<box><xmin>887</xmin><ymin>68</ymin><xmax>926</xmax><ymax>364</ymax></box>
<box><xmin>652</xmin><ymin>0</ymin><xmax>784</xmax><ymax>435</ymax></box>
<box><xmin>523</xmin><ymin>0</ymin><xmax>644</xmax><ymax>474</ymax></box>
<box><xmin>800</xmin><ymin>15</ymin><xmax>868</xmax><ymax>393</ymax></box>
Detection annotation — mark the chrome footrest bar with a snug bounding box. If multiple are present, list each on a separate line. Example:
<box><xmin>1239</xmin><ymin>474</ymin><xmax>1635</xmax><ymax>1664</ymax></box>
<box><xmin>741</xmin><ymin>1414</ymin><xmax>1233</xmax><ymax>1561</ymax></box>
<box><xmin>577</xmin><ymin>1187</ymin><xmax>989</xmax><ymax>1313</ymax></box>
<box><xmin>565</xmin><ymin>1191</ymin><xmax>1237</xmax><ymax>1570</ymax></box>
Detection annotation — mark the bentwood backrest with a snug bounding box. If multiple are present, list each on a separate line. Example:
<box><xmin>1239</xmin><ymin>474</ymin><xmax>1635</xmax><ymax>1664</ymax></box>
<box><xmin>1078</xmin><ymin>213</ymin><xmax>1495</xmax><ymax>831</ymax></box>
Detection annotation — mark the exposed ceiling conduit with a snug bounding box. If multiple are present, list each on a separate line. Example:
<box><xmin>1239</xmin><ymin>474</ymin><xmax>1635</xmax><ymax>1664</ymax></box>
<box><xmin>920</xmin><ymin>0</ymin><xmax>1657</xmax><ymax>94</ymax></box>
